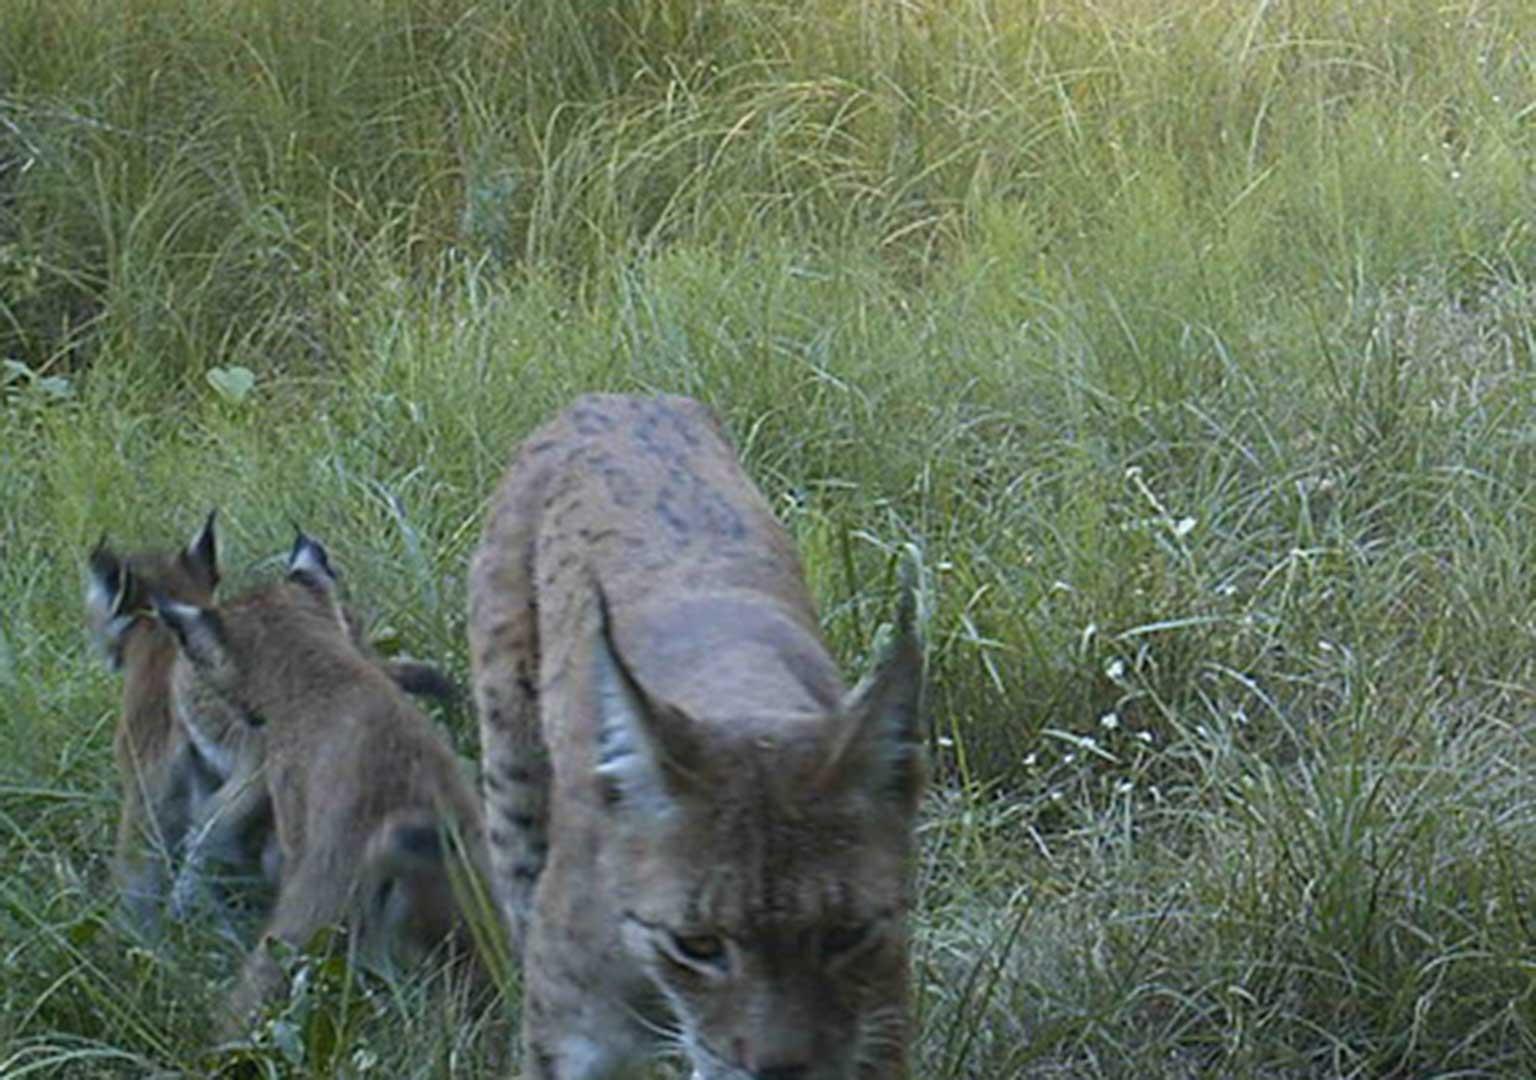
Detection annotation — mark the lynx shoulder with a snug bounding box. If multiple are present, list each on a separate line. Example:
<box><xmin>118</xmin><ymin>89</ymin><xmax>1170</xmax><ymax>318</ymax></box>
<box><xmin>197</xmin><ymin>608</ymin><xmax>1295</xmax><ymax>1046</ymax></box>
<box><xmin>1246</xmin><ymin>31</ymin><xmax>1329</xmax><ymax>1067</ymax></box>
<box><xmin>156</xmin><ymin>534</ymin><xmax>492</xmax><ymax>1028</ymax></box>
<box><xmin>469</xmin><ymin>393</ymin><xmax>925</xmax><ymax>1079</ymax></box>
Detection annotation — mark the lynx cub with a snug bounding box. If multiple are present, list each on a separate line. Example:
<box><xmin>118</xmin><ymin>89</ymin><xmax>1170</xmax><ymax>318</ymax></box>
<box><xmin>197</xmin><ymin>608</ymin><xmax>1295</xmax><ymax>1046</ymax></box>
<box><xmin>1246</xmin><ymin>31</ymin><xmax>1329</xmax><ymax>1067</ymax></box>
<box><xmin>87</xmin><ymin>514</ymin><xmax>458</xmax><ymax>930</ymax></box>
<box><xmin>154</xmin><ymin>533</ymin><xmax>491</xmax><ymax>1026</ymax></box>
<box><xmin>86</xmin><ymin>513</ymin><xmax>228</xmax><ymax>930</ymax></box>
<box><xmin>469</xmin><ymin>394</ymin><xmax>925</xmax><ymax>1079</ymax></box>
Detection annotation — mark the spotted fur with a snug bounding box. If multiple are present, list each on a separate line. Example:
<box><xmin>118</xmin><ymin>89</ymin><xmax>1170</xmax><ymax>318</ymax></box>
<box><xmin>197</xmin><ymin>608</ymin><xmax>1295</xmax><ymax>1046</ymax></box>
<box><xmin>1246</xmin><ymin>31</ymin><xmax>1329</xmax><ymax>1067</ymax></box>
<box><xmin>469</xmin><ymin>394</ymin><xmax>925</xmax><ymax>1079</ymax></box>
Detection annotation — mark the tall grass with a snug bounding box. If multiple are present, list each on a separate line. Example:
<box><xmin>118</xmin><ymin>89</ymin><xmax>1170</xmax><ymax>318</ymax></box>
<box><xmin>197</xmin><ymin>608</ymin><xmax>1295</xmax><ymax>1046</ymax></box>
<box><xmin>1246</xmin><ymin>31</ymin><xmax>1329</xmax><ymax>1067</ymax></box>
<box><xmin>3</xmin><ymin>0</ymin><xmax>1535</xmax><ymax>1074</ymax></box>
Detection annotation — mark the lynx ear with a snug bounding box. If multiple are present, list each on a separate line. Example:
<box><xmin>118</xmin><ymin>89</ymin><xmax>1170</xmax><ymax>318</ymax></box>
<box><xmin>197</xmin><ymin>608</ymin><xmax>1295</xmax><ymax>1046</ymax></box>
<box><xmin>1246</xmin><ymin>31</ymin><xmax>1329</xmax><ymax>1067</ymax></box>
<box><xmin>152</xmin><ymin>595</ymin><xmax>229</xmax><ymax>672</ymax></box>
<box><xmin>286</xmin><ymin>530</ymin><xmax>339</xmax><ymax>594</ymax></box>
<box><xmin>179</xmin><ymin>509</ymin><xmax>220</xmax><ymax>593</ymax></box>
<box><xmin>824</xmin><ymin>562</ymin><xmax>926</xmax><ymax>812</ymax></box>
<box><xmin>86</xmin><ymin>541</ymin><xmax>129</xmax><ymax>619</ymax></box>
<box><xmin>85</xmin><ymin>541</ymin><xmax>138</xmax><ymax>669</ymax></box>
<box><xmin>590</xmin><ymin>586</ymin><xmax>700</xmax><ymax>819</ymax></box>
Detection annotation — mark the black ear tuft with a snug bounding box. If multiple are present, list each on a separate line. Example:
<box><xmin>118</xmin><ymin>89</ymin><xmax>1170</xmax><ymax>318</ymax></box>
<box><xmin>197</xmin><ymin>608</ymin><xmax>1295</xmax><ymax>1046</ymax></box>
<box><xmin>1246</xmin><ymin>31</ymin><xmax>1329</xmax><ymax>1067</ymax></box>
<box><xmin>180</xmin><ymin>509</ymin><xmax>220</xmax><ymax>591</ymax></box>
<box><xmin>287</xmin><ymin>529</ymin><xmax>338</xmax><ymax>587</ymax></box>
<box><xmin>87</xmin><ymin>541</ymin><xmax>128</xmax><ymax>615</ymax></box>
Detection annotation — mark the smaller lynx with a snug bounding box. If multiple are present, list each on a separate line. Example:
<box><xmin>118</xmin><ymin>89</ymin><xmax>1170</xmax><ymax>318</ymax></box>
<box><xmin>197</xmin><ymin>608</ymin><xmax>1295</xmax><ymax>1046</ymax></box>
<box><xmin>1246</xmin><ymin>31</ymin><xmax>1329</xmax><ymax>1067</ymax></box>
<box><xmin>87</xmin><ymin>514</ymin><xmax>458</xmax><ymax>930</ymax></box>
<box><xmin>155</xmin><ymin>534</ymin><xmax>492</xmax><ymax>1027</ymax></box>
<box><xmin>86</xmin><ymin>513</ymin><xmax>226</xmax><ymax>930</ymax></box>
<box><xmin>470</xmin><ymin>394</ymin><xmax>925</xmax><ymax>1079</ymax></box>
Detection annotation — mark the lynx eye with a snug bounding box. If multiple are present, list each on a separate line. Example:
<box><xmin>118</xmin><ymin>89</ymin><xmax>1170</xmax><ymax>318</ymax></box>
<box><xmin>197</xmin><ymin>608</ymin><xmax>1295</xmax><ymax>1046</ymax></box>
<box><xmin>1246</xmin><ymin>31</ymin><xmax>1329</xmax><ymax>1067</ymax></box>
<box><xmin>668</xmin><ymin>932</ymin><xmax>726</xmax><ymax>965</ymax></box>
<box><xmin>821</xmin><ymin>922</ymin><xmax>875</xmax><ymax>959</ymax></box>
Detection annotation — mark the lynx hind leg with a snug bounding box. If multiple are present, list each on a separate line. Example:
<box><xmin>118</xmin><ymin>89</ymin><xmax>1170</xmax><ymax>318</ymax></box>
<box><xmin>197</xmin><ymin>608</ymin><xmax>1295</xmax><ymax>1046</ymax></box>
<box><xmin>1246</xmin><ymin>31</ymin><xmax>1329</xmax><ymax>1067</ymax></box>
<box><xmin>225</xmin><ymin>853</ymin><xmax>351</xmax><ymax>1033</ymax></box>
<box><xmin>468</xmin><ymin>480</ymin><xmax>548</xmax><ymax>953</ymax></box>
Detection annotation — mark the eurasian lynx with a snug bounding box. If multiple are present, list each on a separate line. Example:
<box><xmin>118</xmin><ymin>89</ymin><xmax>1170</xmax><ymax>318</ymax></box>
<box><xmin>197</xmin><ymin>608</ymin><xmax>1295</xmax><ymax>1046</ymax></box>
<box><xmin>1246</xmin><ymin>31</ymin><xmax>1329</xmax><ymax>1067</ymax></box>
<box><xmin>469</xmin><ymin>394</ymin><xmax>924</xmax><ymax>1079</ymax></box>
<box><xmin>87</xmin><ymin>514</ymin><xmax>458</xmax><ymax>930</ymax></box>
<box><xmin>154</xmin><ymin>533</ymin><xmax>492</xmax><ymax>1027</ymax></box>
<box><xmin>86</xmin><ymin>513</ymin><xmax>226</xmax><ymax>930</ymax></box>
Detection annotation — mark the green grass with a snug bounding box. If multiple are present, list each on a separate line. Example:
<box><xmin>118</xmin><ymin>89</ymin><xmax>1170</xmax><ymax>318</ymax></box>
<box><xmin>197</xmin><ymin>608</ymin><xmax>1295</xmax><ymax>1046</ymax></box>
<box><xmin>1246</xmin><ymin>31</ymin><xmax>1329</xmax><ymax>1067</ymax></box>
<box><xmin>4</xmin><ymin>0</ymin><xmax>1536</xmax><ymax>1074</ymax></box>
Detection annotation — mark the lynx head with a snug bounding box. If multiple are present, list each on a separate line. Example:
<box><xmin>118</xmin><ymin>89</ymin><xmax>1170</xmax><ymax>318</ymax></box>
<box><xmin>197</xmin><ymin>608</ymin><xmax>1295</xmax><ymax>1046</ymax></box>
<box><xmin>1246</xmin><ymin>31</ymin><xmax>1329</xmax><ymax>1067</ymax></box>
<box><xmin>591</xmin><ymin>581</ymin><xmax>925</xmax><ymax>1079</ymax></box>
<box><xmin>85</xmin><ymin>510</ymin><xmax>220</xmax><ymax>670</ymax></box>
<box><xmin>155</xmin><ymin>531</ymin><xmax>352</xmax><ymax>734</ymax></box>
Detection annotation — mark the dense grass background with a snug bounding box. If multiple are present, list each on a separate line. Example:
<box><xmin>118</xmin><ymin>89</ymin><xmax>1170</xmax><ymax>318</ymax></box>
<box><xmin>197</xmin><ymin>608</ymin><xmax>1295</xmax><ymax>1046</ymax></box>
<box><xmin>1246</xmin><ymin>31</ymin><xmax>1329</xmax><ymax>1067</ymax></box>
<box><xmin>3</xmin><ymin>0</ymin><xmax>1535</xmax><ymax>1075</ymax></box>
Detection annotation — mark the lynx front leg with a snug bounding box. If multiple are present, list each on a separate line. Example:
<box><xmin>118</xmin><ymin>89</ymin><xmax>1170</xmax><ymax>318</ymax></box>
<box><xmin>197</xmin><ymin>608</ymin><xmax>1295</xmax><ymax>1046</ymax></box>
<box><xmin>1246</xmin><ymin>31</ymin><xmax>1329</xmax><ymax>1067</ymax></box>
<box><xmin>468</xmin><ymin>481</ymin><xmax>549</xmax><ymax>954</ymax></box>
<box><xmin>116</xmin><ymin>740</ymin><xmax>211</xmax><ymax>933</ymax></box>
<box><xmin>171</xmin><ymin>752</ymin><xmax>270</xmax><ymax>922</ymax></box>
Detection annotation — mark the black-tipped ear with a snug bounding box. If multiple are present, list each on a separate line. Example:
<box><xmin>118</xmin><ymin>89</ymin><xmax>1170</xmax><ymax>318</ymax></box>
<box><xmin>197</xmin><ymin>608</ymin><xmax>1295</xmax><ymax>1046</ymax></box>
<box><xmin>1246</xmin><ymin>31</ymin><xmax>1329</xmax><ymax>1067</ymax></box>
<box><xmin>85</xmin><ymin>541</ymin><xmax>137</xmax><ymax>669</ymax></box>
<box><xmin>180</xmin><ymin>509</ymin><xmax>219</xmax><ymax>592</ymax></box>
<box><xmin>286</xmin><ymin>530</ymin><xmax>338</xmax><ymax>593</ymax></box>
<box><xmin>824</xmin><ymin>559</ymin><xmax>926</xmax><ymax>812</ymax></box>
<box><xmin>590</xmin><ymin>584</ymin><xmax>700</xmax><ymax>817</ymax></box>
<box><xmin>87</xmin><ymin>541</ymin><xmax>129</xmax><ymax>616</ymax></box>
<box><xmin>151</xmin><ymin>594</ymin><xmax>228</xmax><ymax>670</ymax></box>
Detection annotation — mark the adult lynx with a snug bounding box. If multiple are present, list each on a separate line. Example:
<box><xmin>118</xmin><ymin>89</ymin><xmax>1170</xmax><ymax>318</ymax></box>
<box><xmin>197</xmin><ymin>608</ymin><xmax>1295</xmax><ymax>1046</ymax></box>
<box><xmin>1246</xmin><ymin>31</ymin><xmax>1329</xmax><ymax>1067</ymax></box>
<box><xmin>469</xmin><ymin>394</ymin><xmax>925</xmax><ymax>1079</ymax></box>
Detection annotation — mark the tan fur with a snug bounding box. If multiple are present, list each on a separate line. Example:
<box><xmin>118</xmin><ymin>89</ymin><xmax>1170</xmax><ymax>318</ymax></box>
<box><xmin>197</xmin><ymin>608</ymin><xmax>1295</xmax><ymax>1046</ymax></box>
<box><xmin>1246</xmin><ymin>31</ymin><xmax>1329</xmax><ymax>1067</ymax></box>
<box><xmin>167</xmin><ymin>596</ymin><xmax>460</xmax><ymax>922</ymax></box>
<box><xmin>469</xmin><ymin>394</ymin><xmax>925</xmax><ymax>1079</ymax></box>
<box><xmin>156</xmin><ymin>536</ymin><xmax>492</xmax><ymax>1030</ymax></box>
<box><xmin>86</xmin><ymin>514</ymin><xmax>236</xmax><ymax>930</ymax></box>
<box><xmin>87</xmin><ymin>516</ymin><xmax>461</xmax><ymax>932</ymax></box>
